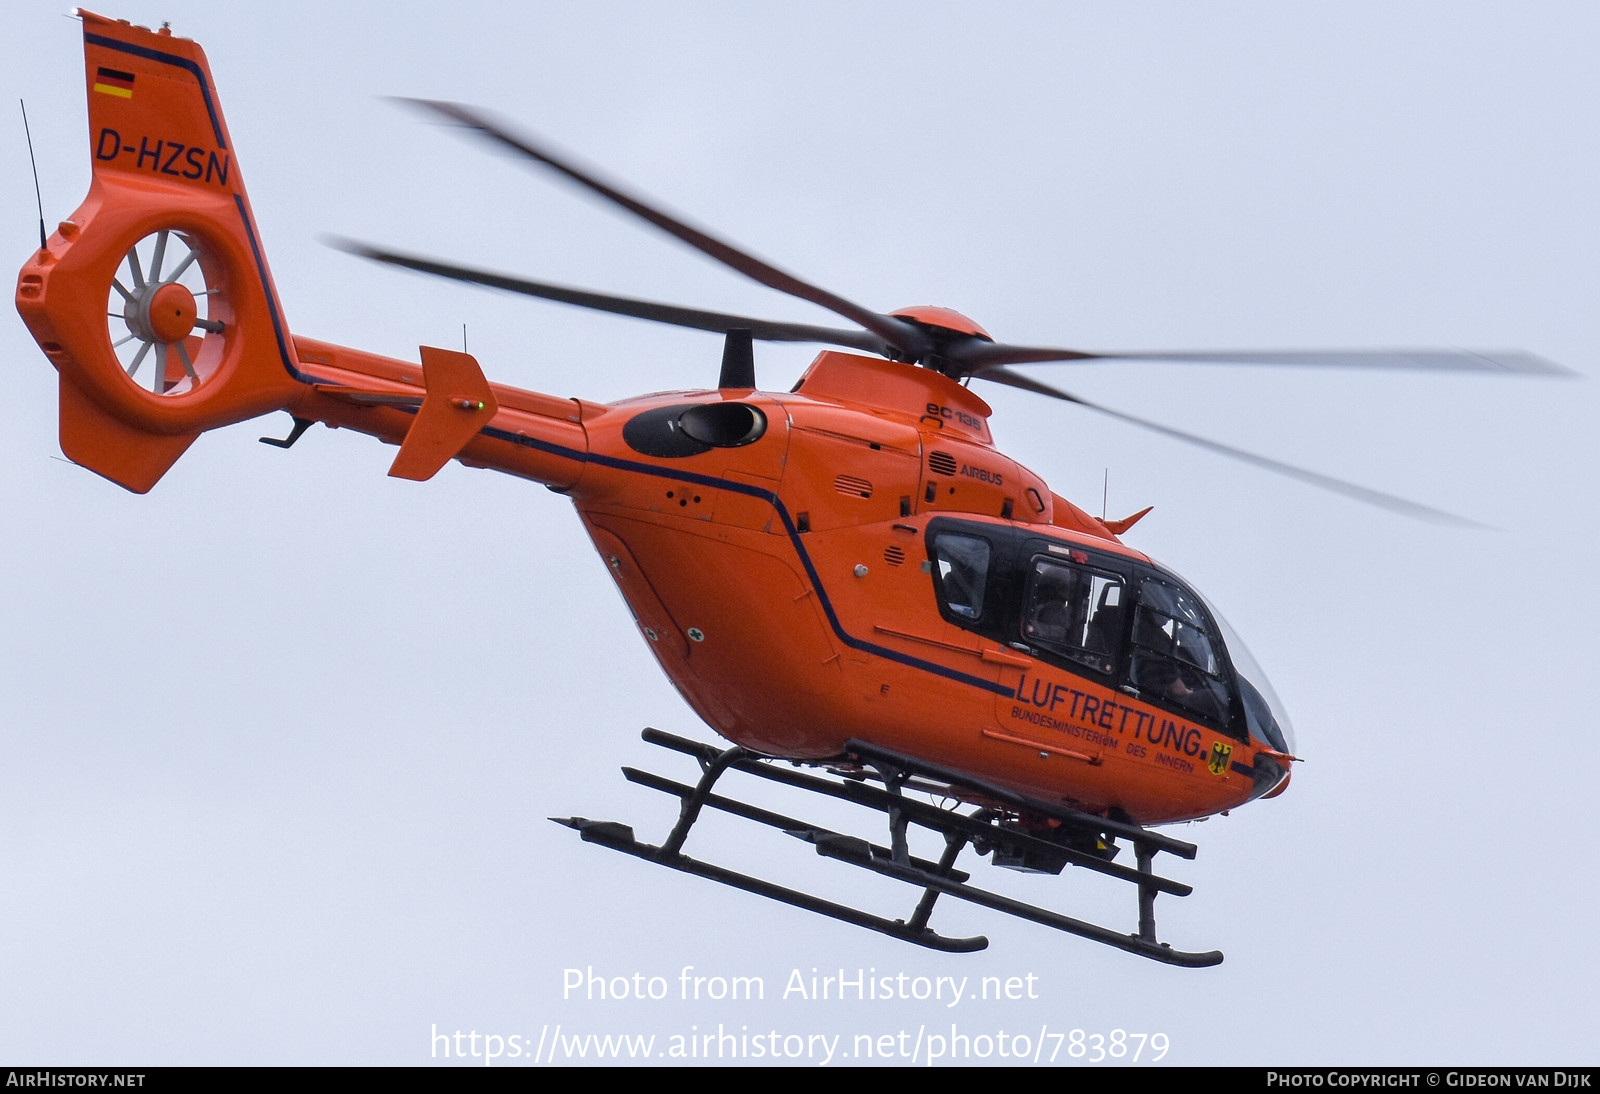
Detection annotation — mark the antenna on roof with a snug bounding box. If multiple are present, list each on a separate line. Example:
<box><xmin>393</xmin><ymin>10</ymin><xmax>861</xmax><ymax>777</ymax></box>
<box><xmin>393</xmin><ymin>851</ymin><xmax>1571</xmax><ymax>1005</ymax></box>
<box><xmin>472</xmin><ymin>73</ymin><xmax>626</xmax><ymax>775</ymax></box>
<box><xmin>20</xmin><ymin>100</ymin><xmax>47</xmax><ymax>251</ymax></box>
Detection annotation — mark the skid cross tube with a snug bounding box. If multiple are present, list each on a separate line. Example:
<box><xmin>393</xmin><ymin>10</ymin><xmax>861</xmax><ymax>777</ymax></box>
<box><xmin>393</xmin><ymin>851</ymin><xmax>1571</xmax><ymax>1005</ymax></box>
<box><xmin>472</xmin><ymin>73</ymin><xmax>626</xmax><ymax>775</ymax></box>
<box><xmin>556</xmin><ymin>728</ymin><xmax>1222</xmax><ymax>964</ymax></box>
<box><xmin>905</xmin><ymin>830</ymin><xmax>971</xmax><ymax>933</ymax></box>
<box><xmin>843</xmin><ymin>738</ymin><xmax>1200</xmax><ymax>860</ymax></box>
<box><xmin>658</xmin><ymin>743</ymin><xmax>747</xmax><ymax>857</ymax></box>
<box><xmin>641</xmin><ymin>729</ymin><xmax>1194</xmax><ymax>896</ymax></box>
<box><xmin>801</xmin><ymin>831</ymin><xmax>1221</xmax><ymax>967</ymax></box>
<box><xmin>622</xmin><ymin>766</ymin><xmax>972</xmax><ymax>881</ymax></box>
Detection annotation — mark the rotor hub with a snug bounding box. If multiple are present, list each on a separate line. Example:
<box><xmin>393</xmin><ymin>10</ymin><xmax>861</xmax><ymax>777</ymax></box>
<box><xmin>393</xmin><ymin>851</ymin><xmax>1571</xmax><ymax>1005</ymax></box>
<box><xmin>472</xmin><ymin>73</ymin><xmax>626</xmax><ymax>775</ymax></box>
<box><xmin>889</xmin><ymin>306</ymin><xmax>992</xmax><ymax>342</ymax></box>
<box><xmin>145</xmin><ymin>281</ymin><xmax>199</xmax><ymax>344</ymax></box>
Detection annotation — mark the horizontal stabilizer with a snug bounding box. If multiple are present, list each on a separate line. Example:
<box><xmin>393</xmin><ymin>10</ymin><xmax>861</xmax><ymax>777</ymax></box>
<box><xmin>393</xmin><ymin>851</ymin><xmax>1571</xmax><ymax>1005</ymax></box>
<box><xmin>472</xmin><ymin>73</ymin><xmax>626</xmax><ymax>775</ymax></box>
<box><xmin>388</xmin><ymin>346</ymin><xmax>498</xmax><ymax>481</ymax></box>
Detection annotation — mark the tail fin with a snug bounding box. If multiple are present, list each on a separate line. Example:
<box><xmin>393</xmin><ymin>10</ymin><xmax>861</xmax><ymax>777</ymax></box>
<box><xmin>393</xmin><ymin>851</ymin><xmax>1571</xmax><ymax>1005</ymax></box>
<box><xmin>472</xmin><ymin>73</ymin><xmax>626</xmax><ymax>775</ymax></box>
<box><xmin>15</xmin><ymin>11</ymin><xmax>302</xmax><ymax>492</ymax></box>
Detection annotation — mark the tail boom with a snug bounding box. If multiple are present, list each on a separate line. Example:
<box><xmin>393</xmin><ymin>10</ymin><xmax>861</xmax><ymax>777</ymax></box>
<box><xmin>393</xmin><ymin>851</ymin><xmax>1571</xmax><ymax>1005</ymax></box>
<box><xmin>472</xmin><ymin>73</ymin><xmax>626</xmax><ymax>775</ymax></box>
<box><xmin>286</xmin><ymin>338</ymin><xmax>589</xmax><ymax>491</ymax></box>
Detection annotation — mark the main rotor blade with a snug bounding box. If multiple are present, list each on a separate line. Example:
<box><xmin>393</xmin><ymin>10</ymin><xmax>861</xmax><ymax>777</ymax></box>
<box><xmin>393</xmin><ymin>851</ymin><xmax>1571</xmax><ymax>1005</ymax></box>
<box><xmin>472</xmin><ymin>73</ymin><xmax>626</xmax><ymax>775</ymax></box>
<box><xmin>977</xmin><ymin>366</ymin><xmax>1482</xmax><ymax>526</ymax></box>
<box><xmin>399</xmin><ymin>99</ymin><xmax>924</xmax><ymax>361</ymax></box>
<box><xmin>959</xmin><ymin>343</ymin><xmax>1572</xmax><ymax>375</ymax></box>
<box><xmin>331</xmin><ymin>238</ymin><xmax>888</xmax><ymax>352</ymax></box>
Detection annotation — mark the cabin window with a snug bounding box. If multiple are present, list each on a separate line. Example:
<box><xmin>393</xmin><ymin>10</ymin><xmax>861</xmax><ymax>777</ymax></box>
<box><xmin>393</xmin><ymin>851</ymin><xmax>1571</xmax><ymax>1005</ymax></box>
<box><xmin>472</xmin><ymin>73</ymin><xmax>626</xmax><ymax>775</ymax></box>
<box><xmin>1127</xmin><ymin>580</ymin><xmax>1231</xmax><ymax>726</ymax></box>
<box><xmin>1020</xmin><ymin>558</ymin><xmax>1125</xmax><ymax>676</ymax></box>
<box><xmin>931</xmin><ymin>534</ymin><xmax>991</xmax><ymax>620</ymax></box>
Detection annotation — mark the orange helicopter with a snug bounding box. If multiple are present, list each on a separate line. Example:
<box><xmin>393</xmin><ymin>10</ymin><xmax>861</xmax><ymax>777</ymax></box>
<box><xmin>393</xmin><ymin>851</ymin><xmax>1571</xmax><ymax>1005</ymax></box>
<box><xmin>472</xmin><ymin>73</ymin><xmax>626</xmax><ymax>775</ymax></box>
<box><xmin>16</xmin><ymin>12</ymin><xmax>1564</xmax><ymax>966</ymax></box>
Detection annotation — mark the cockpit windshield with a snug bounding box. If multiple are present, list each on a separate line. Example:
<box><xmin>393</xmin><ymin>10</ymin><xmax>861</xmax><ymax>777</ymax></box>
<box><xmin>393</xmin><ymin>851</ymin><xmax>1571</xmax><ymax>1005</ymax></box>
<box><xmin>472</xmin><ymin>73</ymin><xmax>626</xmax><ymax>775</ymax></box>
<box><xmin>924</xmin><ymin>519</ymin><xmax>1296</xmax><ymax>757</ymax></box>
<box><xmin>1140</xmin><ymin>560</ymin><xmax>1296</xmax><ymax>755</ymax></box>
<box><xmin>1128</xmin><ymin>579</ymin><xmax>1233</xmax><ymax>727</ymax></box>
<box><xmin>1206</xmin><ymin>607</ymin><xmax>1296</xmax><ymax>755</ymax></box>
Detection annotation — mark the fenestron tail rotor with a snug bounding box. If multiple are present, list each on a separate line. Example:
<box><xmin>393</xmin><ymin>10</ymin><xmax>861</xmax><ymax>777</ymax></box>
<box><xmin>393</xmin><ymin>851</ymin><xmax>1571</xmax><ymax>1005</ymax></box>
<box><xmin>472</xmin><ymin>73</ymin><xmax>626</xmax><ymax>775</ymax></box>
<box><xmin>13</xmin><ymin>11</ymin><xmax>313</xmax><ymax>494</ymax></box>
<box><xmin>106</xmin><ymin>229</ymin><xmax>227</xmax><ymax>398</ymax></box>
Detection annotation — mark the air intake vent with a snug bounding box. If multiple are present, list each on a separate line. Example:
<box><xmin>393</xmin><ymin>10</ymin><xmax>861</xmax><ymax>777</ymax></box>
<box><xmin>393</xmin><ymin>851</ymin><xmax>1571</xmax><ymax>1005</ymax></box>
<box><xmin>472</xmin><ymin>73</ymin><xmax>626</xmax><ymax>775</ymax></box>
<box><xmin>929</xmin><ymin>451</ymin><xmax>957</xmax><ymax>476</ymax></box>
<box><xmin>834</xmin><ymin>474</ymin><xmax>873</xmax><ymax>498</ymax></box>
<box><xmin>883</xmin><ymin>545</ymin><xmax>906</xmax><ymax>566</ymax></box>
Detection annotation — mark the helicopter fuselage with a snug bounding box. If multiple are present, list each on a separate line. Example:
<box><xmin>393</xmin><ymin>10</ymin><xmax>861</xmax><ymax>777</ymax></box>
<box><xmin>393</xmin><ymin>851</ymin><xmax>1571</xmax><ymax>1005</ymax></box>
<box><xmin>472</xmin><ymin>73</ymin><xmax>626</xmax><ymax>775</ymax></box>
<box><xmin>16</xmin><ymin>11</ymin><xmax>1290</xmax><ymax>841</ymax></box>
<box><xmin>282</xmin><ymin>337</ymin><xmax>1290</xmax><ymax>825</ymax></box>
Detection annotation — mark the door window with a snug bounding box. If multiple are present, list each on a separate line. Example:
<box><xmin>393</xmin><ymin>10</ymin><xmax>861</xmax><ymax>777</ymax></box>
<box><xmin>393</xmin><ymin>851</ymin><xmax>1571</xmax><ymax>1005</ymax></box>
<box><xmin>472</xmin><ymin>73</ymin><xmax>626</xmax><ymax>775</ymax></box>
<box><xmin>1020</xmin><ymin>558</ymin><xmax>1126</xmax><ymax>676</ymax></box>
<box><xmin>931</xmin><ymin>534</ymin><xmax>991</xmax><ymax>620</ymax></box>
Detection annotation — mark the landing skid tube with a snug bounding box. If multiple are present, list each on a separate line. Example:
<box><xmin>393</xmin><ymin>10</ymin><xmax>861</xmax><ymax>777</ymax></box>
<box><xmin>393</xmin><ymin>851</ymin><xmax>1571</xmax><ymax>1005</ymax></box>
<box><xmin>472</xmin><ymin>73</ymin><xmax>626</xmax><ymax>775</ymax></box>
<box><xmin>555</xmin><ymin>729</ymin><xmax>1223</xmax><ymax>967</ymax></box>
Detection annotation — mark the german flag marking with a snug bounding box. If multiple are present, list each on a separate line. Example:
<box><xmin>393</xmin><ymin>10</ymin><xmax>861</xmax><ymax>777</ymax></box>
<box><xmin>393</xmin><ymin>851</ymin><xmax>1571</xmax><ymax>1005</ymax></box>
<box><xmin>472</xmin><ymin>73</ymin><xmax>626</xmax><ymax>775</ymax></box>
<box><xmin>93</xmin><ymin>66</ymin><xmax>135</xmax><ymax>99</ymax></box>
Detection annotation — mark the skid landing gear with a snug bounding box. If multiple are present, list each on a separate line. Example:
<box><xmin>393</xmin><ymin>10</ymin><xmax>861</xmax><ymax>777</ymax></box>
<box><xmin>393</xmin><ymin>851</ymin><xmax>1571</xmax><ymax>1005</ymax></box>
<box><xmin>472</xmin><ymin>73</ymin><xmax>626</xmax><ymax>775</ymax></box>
<box><xmin>555</xmin><ymin>729</ymin><xmax>1223</xmax><ymax>967</ymax></box>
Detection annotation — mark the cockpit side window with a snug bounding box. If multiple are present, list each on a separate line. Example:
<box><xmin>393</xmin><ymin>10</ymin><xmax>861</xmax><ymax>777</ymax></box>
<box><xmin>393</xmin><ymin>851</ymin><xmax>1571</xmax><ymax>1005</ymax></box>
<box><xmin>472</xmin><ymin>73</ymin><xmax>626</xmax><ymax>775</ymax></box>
<box><xmin>1127</xmin><ymin>579</ymin><xmax>1232</xmax><ymax>727</ymax></box>
<box><xmin>931</xmin><ymin>533</ymin><xmax>991</xmax><ymax>621</ymax></box>
<box><xmin>1021</xmin><ymin>558</ymin><xmax>1125</xmax><ymax>676</ymax></box>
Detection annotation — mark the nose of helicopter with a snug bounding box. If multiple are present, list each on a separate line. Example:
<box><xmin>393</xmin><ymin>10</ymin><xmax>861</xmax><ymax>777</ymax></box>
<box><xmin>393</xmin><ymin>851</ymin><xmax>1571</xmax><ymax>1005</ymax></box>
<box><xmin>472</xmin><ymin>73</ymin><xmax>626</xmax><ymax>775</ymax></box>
<box><xmin>1212</xmin><ymin>611</ymin><xmax>1297</xmax><ymax>759</ymax></box>
<box><xmin>1150</xmin><ymin>565</ymin><xmax>1298</xmax><ymax>761</ymax></box>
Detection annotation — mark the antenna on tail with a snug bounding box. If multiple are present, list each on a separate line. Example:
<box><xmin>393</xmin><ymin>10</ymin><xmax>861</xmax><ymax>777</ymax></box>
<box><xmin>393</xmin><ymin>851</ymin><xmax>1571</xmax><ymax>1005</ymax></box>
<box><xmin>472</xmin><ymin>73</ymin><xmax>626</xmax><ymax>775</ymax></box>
<box><xmin>20</xmin><ymin>100</ymin><xmax>46</xmax><ymax>251</ymax></box>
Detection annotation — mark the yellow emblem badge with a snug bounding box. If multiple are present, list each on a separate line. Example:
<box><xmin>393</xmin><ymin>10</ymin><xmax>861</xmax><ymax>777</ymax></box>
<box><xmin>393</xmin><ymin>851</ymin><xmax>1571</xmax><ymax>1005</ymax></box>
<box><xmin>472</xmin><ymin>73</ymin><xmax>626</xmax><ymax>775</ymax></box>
<box><xmin>1207</xmin><ymin>742</ymin><xmax>1233</xmax><ymax>776</ymax></box>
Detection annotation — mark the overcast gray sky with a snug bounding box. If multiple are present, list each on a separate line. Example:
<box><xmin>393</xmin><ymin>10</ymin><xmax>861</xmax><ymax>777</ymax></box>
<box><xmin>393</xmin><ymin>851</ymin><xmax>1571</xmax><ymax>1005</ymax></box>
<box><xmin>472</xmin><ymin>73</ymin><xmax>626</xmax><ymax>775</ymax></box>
<box><xmin>2</xmin><ymin>0</ymin><xmax>1597</xmax><ymax>1066</ymax></box>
